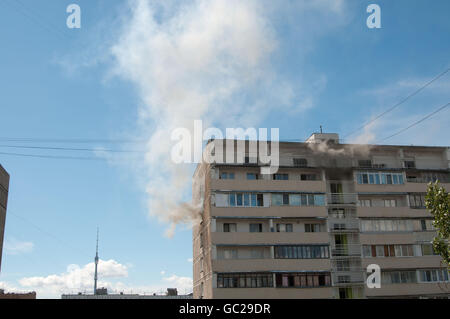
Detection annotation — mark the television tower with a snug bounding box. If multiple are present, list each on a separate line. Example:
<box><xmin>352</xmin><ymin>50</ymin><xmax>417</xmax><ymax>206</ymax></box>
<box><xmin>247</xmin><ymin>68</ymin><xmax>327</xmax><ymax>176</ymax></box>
<box><xmin>94</xmin><ymin>227</ymin><xmax>99</xmax><ymax>295</ymax></box>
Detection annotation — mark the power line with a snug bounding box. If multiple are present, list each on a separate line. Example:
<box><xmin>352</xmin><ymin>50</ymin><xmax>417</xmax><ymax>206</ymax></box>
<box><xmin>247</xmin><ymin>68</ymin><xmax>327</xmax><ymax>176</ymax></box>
<box><xmin>0</xmin><ymin>137</ymin><xmax>147</xmax><ymax>144</ymax></box>
<box><xmin>0</xmin><ymin>144</ymin><xmax>145</xmax><ymax>153</ymax></box>
<box><xmin>344</xmin><ymin>67</ymin><xmax>450</xmax><ymax>138</ymax></box>
<box><xmin>376</xmin><ymin>101</ymin><xmax>450</xmax><ymax>143</ymax></box>
<box><xmin>0</xmin><ymin>151</ymin><xmax>106</xmax><ymax>161</ymax></box>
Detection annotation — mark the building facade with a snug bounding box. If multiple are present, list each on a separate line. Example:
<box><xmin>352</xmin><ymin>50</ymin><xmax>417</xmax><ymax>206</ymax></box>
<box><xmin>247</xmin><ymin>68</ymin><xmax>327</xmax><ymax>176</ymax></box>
<box><xmin>192</xmin><ymin>133</ymin><xmax>450</xmax><ymax>299</ymax></box>
<box><xmin>0</xmin><ymin>165</ymin><xmax>9</xmax><ymax>273</ymax></box>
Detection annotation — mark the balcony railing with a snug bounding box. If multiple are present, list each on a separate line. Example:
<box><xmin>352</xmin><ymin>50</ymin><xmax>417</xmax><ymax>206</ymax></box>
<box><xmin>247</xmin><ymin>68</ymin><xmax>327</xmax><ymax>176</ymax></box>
<box><xmin>331</xmin><ymin>272</ymin><xmax>365</xmax><ymax>285</ymax></box>
<box><xmin>407</xmin><ymin>177</ymin><xmax>450</xmax><ymax>183</ymax></box>
<box><xmin>328</xmin><ymin>220</ymin><xmax>360</xmax><ymax>232</ymax></box>
<box><xmin>331</xmin><ymin>244</ymin><xmax>361</xmax><ymax>257</ymax></box>
<box><xmin>327</xmin><ymin>193</ymin><xmax>358</xmax><ymax>205</ymax></box>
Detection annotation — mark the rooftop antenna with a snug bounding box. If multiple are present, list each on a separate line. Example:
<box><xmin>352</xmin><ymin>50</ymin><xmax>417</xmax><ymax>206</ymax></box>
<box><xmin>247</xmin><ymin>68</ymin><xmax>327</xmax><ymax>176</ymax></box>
<box><xmin>94</xmin><ymin>227</ymin><xmax>99</xmax><ymax>295</ymax></box>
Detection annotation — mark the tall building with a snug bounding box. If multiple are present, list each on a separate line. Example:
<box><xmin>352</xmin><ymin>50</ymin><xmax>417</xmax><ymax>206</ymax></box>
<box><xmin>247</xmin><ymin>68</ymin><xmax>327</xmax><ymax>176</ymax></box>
<box><xmin>0</xmin><ymin>165</ymin><xmax>9</xmax><ymax>273</ymax></box>
<box><xmin>192</xmin><ymin>133</ymin><xmax>450</xmax><ymax>299</ymax></box>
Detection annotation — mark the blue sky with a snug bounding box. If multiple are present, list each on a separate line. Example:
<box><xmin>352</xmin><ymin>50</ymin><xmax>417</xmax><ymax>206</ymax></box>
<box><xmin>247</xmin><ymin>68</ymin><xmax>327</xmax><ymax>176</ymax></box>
<box><xmin>0</xmin><ymin>0</ymin><xmax>449</xmax><ymax>298</ymax></box>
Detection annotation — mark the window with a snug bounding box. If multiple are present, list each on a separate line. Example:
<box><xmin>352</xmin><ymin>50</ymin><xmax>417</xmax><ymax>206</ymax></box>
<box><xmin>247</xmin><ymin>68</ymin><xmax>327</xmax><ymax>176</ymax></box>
<box><xmin>275</xmin><ymin>245</ymin><xmax>329</xmax><ymax>259</ymax></box>
<box><xmin>358</xmin><ymin>160</ymin><xmax>372</xmax><ymax>168</ymax></box>
<box><xmin>419</xmin><ymin>269</ymin><xmax>449</xmax><ymax>283</ymax></box>
<box><xmin>275</xmin><ymin>273</ymin><xmax>330</xmax><ymax>288</ymax></box>
<box><xmin>256</xmin><ymin>194</ymin><xmax>264</xmax><ymax>207</ymax></box>
<box><xmin>276</xmin><ymin>223</ymin><xmax>293</xmax><ymax>232</ymax></box>
<box><xmin>305</xmin><ymin>224</ymin><xmax>322</xmax><ymax>232</ymax></box>
<box><xmin>420</xmin><ymin>219</ymin><xmax>434</xmax><ymax>231</ymax></box>
<box><xmin>227</xmin><ymin>192</ymin><xmax>264</xmax><ymax>207</ymax></box>
<box><xmin>246</xmin><ymin>173</ymin><xmax>258</xmax><ymax>180</ymax></box>
<box><xmin>218</xmin><ymin>273</ymin><xmax>273</xmax><ymax>288</ymax></box>
<box><xmin>404</xmin><ymin>161</ymin><xmax>416</xmax><ymax>169</ymax></box>
<box><xmin>358</xmin><ymin>199</ymin><xmax>372</xmax><ymax>207</ymax></box>
<box><xmin>361</xmin><ymin>219</ymin><xmax>413</xmax><ymax>232</ymax></box>
<box><xmin>363</xmin><ymin>246</ymin><xmax>372</xmax><ymax>258</ymax></box>
<box><xmin>384</xmin><ymin>199</ymin><xmax>396</xmax><ymax>207</ymax></box>
<box><xmin>220</xmin><ymin>172</ymin><xmax>235</xmax><ymax>179</ymax></box>
<box><xmin>357</xmin><ymin>172</ymin><xmax>404</xmax><ymax>185</ymax></box>
<box><xmin>409</xmin><ymin>194</ymin><xmax>425</xmax><ymax>208</ymax></box>
<box><xmin>223</xmin><ymin>223</ymin><xmax>237</xmax><ymax>232</ymax></box>
<box><xmin>421</xmin><ymin>244</ymin><xmax>437</xmax><ymax>256</ymax></box>
<box><xmin>293</xmin><ymin>158</ymin><xmax>307</xmax><ymax>167</ymax></box>
<box><xmin>382</xmin><ymin>271</ymin><xmax>417</xmax><ymax>284</ymax></box>
<box><xmin>223</xmin><ymin>249</ymin><xmax>237</xmax><ymax>259</ymax></box>
<box><xmin>250</xmin><ymin>249</ymin><xmax>264</xmax><ymax>259</ymax></box>
<box><xmin>249</xmin><ymin>223</ymin><xmax>263</xmax><ymax>233</ymax></box>
<box><xmin>300</xmin><ymin>174</ymin><xmax>317</xmax><ymax>181</ymax></box>
<box><xmin>273</xmin><ymin>173</ymin><xmax>289</xmax><ymax>180</ymax></box>
<box><xmin>289</xmin><ymin>194</ymin><xmax>301</xmax><ymax>206</ymax></box>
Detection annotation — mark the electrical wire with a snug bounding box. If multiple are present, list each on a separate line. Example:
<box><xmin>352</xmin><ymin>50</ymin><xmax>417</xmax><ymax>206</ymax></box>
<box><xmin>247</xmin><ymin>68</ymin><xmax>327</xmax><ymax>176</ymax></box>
<box><xmin>344</xmin><ymin>67</ymin><xmax>450</xmax><ymax>138</ymax></box>
<box><xmin>0</xmin><ymin>144</ymin><xmax>145</xmax><ymax>153</ymax></box>
<box><xmin>376</xmin><ymin>101</ymin><xmax>450</xmax><ymax>143</ymax></box>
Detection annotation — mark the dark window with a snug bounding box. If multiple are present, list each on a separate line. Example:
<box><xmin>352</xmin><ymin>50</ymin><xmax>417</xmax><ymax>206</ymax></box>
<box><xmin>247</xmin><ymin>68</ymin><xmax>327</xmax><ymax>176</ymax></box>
<box><xmin>223</xmin><ymin>223</ymin><xmax>236</xmax><ymax>232</ymax></box>
<box><xmin>404</xmin><ymin>161</ymin><xmax>416</xmax><ymax>169</ymax></box>
<box><xmin>256</xmin><ymin>194</ymin><xmax>264</xmax><ymax>206</ymax></box>
<box><xmin>273</xmin><ymin>174</ymin><xmax>289</xmax><ymax>180</ymax></box>
<box><xmin>301</xmin><ymin>174</ymin><xmax>317</xmax><ymax>181</ymax></box>
<box><xmin>250</xmin><ymin>223</ymin><xmax>263</xmax><ymax>232</ymax></box>
<box><xmin>293</xmin><ymin>158</ymin><xmax>308</xmax><ymax>167</ymax></box>
<box><xmin>358</xmin><ymin>160</ymin><xmax>372</xmax><ymax>168</ymax></box>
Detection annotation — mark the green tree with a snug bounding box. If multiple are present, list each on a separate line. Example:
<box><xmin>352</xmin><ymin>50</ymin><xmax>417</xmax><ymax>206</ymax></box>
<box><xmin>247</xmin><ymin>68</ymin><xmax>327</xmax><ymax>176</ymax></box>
<box><xmin>425</xmin><ymin>181</ymin><xmax>450</xmax><ymax>269</ymax></box>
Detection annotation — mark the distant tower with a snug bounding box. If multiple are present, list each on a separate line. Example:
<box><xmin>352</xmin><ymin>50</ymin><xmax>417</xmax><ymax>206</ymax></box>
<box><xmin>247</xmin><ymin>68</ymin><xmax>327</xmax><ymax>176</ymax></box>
<box><xmin>94</xmin><ymin>228</ymin><xmax>99</xmax><ymax>295</ymax></box>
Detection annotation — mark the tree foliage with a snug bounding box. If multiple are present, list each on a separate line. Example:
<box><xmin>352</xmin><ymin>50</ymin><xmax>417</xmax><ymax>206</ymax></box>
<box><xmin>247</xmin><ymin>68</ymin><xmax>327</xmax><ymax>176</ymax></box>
<box><xmin>425</xmin><ymin>181</ymin><xmax>450</xmax><ymax>268</ymax></box>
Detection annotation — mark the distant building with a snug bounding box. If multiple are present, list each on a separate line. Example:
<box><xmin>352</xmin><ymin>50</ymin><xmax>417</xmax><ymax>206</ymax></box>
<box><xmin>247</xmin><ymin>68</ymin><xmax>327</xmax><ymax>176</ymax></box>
<box><xmin>61</xmin><ymin>288</ymin><xmax>193</xmax><ymax>299</ymax></box>
<box><xmin>0</xmin><ymin>165</ymin><xmax>9</xmax><ymax>273</ymax></box>
<box><xmin>0</xmin><ymin>289</ymin><xmax>36</xmax><ymax>299</ymax></box>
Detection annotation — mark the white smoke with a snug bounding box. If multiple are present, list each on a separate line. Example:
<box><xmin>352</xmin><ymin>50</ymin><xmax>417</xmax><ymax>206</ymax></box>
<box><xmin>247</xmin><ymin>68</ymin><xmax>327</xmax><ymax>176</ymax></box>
<box><xmin>110</xmin><ymin>0</ymin><xmax>346</xmax><ymax>236</ymax></box>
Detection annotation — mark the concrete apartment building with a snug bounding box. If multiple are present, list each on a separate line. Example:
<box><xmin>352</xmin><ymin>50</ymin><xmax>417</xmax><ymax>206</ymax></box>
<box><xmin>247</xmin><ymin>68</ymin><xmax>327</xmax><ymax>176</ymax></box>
<box><xmin>0</xmin><ymin>165</ymin><xmax>9</xmax><ymax>273</ymax></box>
<box><xmin>192</xmin><ymin>133</ymin><xmax>450</xmax><ymax>299</ymax></box>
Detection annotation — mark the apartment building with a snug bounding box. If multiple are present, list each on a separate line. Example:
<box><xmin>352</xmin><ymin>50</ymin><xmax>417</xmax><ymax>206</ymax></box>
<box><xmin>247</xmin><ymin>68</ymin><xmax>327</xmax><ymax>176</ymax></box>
<box><xmin>0</xmin><ymin>165</ymin><xmax>10</xmax><ymax>273</ymax></box>
<box><xmin>192</xmin><ymin>133</ymin><xmax>450</xmax><ymax>299</ymax></box>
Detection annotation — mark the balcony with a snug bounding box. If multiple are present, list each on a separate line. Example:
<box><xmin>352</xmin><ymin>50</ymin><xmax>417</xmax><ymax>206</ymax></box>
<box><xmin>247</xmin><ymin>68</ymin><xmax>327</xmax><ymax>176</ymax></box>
<box><xmin>331</xmin><ymin>244</ymin><xmax>361</xmax><ymax>257</ymax></box>
<box><xmin>331</xmin><ymin>272</ymin><xmax>365</xmax><ymax>286</ymax></box>
<box><xmin>327</xmin><ymin>193</ymin><xmax>358</xmax><ymax>205</ymax></box>
<box><xmin>212</xmin><ymin>258</ymin><xmax>331</xmax><ymax>272</ymax></box>
<box><xmin>210</xmin><ymin>179</ymin><xmax>326</xmax><ymax>192</ymax></box>
<box><xmin>365</xmin><ymin>283</ymin><xmax>449</xmax><ymax>298</ymax></box>
<box><xmin>360</xmin><ymin>233</ymin><xmax>415</xmax><ymax>245</ymax></box>
<box><xmin>404</xmin><ymin>181</ymin><xmax>450</xmax><ymax>193</ymax></box>
<box><xmin>211</xmin><ymin>206</ymin><xmax>328</xmax><ymax>218</ymax></box>
<box><xmin>328</xmin><ymin>219</ymin><xmax>360</xmax><ymax>233</ymax></box>
<box><xmin>361</xmin><ymin>256</ymin><xmax>443</xmax><ymax>269</ymax></box>
<box><xmin>211</xmin><ymin>232</ymin><xmax>330</xmax><ymax>245</ymax></box>
<box><xmin>357</xmin><ymin>206</ymin><xmax>431</xmax><ymax>218</ymax></box>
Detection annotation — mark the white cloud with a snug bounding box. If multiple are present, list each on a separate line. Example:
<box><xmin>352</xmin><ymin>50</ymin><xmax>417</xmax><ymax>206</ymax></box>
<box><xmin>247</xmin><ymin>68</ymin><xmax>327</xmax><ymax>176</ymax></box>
<box><xmin>162</xmin><ymin>274</ymin><xmax>193</xmax><ymax>293</ymax></box>
<box><xmin>187</xmin><ymin>258</ymin><xmax>193</xmax><ymax>263</ymax></box>
<box><xmin>4</xmin><ymin>238</ymin><xmax>34</xmax><ymax>255</ymax></box>
<box><xmin>17</xmin><ymin>259</ymin><xmax>128</xmax><ymax>298</ymax></box>
<box><xmin>3</xmin><ymin>259</ymin><xmax>193</xmax><ymax>298</ymax></box>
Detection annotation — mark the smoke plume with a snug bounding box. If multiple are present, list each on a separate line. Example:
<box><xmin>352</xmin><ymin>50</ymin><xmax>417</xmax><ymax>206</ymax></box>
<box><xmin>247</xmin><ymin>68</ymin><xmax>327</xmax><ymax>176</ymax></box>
<box><xmin>110</xmin><ymin>0</ymin><xmax>346</xmax><ymax>236</ymax></box>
